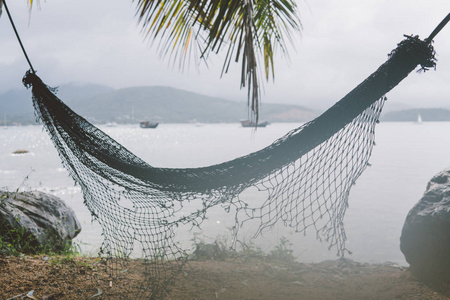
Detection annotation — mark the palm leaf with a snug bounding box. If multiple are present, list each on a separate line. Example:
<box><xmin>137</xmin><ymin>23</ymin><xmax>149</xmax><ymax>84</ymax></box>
<box><xmin>135</xmin><ymin>0</ymin><xmax>301</xmax><ymax>121</ymax></box>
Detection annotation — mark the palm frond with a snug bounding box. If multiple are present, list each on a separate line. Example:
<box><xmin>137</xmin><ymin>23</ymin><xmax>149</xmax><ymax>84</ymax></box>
<box><xmin>27</xmin><ymin>0</ymin><xmax>38</xmax><ymax>10</ymax></box>
<box><xmin>135</xmin><ymin>0</ymin><xmax>205</xmax><ymax>71</ymax></box>
<box><xmin>254</xmin><ymin>0</ymin><xmax>301</xmax><ymax>80</ymax></box>
<box><xmin>134</xmin><ymin>0</ymin><xmax>300</xmax><ymax>121</ymax></box>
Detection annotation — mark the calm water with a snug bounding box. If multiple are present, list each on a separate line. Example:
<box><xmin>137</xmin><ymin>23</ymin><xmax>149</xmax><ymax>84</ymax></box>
<box><xmin>1</xmin><ymin>122</ymin><xmax>450</xmax><ymax>265</ymax></box>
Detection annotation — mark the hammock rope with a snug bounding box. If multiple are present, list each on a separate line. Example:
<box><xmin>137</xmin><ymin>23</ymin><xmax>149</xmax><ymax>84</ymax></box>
<box><xmin>5</xmin><ymin>2</ymin><xmax>448</xmax><ymax>297</ymax></box>
<box><xmin>2</xmin><ymin>0</ymin><xmax>36</xmax><ymax>74</ymax></box>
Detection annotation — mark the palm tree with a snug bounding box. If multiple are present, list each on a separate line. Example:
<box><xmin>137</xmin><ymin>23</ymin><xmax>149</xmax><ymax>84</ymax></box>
<box><xmin>18</xmin><ymin>0</ymin><xmax>301</xmax><ymax>122</ymax></box>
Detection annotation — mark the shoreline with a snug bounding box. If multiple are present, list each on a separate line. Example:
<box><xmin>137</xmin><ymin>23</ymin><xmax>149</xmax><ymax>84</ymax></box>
<box><xmin>1</xmin><ymin>255</ymin><xmax>450</xmax><ymax>299</ymax></box>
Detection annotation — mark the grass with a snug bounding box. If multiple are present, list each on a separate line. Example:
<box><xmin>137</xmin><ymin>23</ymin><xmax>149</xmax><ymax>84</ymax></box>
<box><xmin>190</xmin><ymin>233</ymin><xmax>297</xmax><ymax>264</ymax></box>
<box><xmin>0</xmin><ymin>187</ymin><xmax>82</xmax><ymax>257</ymax></box>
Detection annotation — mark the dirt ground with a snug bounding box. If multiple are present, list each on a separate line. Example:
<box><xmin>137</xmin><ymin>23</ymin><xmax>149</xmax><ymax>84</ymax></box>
<box><xmin>1</xmin><ymin>255</ymin><xmax>450</xmax><ymax>300</ymax></box>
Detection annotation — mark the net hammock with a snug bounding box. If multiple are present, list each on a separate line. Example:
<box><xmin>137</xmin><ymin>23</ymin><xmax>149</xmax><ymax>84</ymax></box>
<box><xmin>19</xmin><ymin>34</ymin><xmax>438</xmax><ymax>298</ymax></box>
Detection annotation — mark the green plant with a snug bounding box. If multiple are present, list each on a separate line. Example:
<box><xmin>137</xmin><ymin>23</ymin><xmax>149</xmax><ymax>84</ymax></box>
<box><xmin>266</xmin><ymin>236</ymin><xmax>296</xmax><ymax>263</ymax></box>
<box><xmin>49</xmin><ymin>249</ymin><xmax>96</xmax><ymax>272</ymax></box>
<box><xmin>236</xmin><ymin>239</ymin><xmax>265</xmax><ymax>260</ymax></box>
<box><xmin>1</xmin><ymin>176</ymin><xmax>34</xmax><ymax>255</ymax></box>
<box><xmin>0</xmin><ymin>191</ymin><xmax>8</xmax><ymax>206</ymax></box>
<box><xmin>190</xmin><ymin>234</ymin><xmax>235</xmax><ymax>260</ymax></box>
<box><xmin>0</xmin><ymin>212</ymin><xmax>38</xmax><ymax>256</ymax></box>
<box><xmin>1</xmin><ymin>186</ymin><xmax>81</xmax><ymax>256</ymax></box>
<box><xmin>0</xmin><ymin>236</ymin><xmax>20</xmax><ymax>256</ymax></box>
<box><xmin>189</xmin><ymin>233</ymin><xmax>298</xmax><ymax>264</ymax></box>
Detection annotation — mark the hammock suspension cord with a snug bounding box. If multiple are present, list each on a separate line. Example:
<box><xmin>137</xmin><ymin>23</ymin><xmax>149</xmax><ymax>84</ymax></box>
<box><xmin>2</xmin><ymin>0</ymin><xmax>36</xmax><ymax>74</ymax></box>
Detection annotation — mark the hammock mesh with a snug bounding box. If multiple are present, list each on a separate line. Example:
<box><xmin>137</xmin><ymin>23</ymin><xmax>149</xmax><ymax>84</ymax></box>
<box><xmin>22</xmin><ymin>35</ymin><xmax>435</xmax><ymax>298</ymax></box>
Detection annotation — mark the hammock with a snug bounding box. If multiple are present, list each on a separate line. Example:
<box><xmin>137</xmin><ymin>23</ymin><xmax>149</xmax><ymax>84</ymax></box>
<box><xmin>20</xmin><ymin>34</ymin><xmax>438</xmax><ymax>298</ymax></box>
<box><xmin>0</xmin><ymin>0</ymin><xmax>443</xmax><ymax>292</ymax></box>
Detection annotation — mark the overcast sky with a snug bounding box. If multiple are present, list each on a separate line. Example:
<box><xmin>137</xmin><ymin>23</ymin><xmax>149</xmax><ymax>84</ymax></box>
<box><xmin>0</xmin><ymin>0</ymin><xmax>449</xmax><ymax>110</ymax></box>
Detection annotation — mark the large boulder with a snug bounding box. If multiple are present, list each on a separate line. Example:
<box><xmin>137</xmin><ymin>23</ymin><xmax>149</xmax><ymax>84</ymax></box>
<box><xmin>0</xmin><ymin>190</ymin><xmax>81</xmax><ymax>254</ymax></box>
<box><xmin>400</xmin><ymin>168</ymin><xmax>450</xmax><ymax>280</ymax></box>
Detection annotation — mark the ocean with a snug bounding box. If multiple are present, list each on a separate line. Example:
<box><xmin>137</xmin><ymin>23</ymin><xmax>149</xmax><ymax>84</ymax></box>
<box><xmin>2</xmin><ymin>121</ymin><xmax>450</xmax><ymax>266</ymax></box>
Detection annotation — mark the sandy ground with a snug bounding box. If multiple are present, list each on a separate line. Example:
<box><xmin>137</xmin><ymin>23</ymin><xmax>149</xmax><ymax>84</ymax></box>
<box><xmin>1</xmin><ymin>255</ymin><xmax>450</xmax><ymax>299</ymax></box>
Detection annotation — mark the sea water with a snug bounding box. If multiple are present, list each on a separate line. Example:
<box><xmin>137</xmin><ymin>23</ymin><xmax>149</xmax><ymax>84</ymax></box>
<box><xmin>1</xmin><ymin>122</ymin><xmax>450</xmax><ymax>265</ymax></box>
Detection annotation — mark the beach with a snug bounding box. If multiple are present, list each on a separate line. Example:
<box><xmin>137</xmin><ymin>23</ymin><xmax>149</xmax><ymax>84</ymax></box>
<box><xmin>1</xmin><ymin>255</ymin><xmax>450</xmax><ymax>299</ymax></box>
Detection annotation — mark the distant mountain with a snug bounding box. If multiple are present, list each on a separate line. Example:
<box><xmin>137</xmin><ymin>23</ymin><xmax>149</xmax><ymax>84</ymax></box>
<box><xmin>381</xmin><ymin>108</ymin><xmax>450</xmax><ymax>122</ymax></box>
<box><xmin>56</xmin><ymin>82</ymin><xmax>114</xmax><ymax>101</ymax></box>
<box><xmin>381</xmin><ymin>101</ymin><xmax>415</xmax><ymax>113</ymax></box>
<box><xmin>0</xmin><ymin>82</ymin><xmax>115</xmax><ymax>125</ymax></box>
<box><xmin>264</xmin><ymin>107</ymin><xmax>317</xmax><ymax>122</ymax></box>
<box><xmin>0</xmin><ymin>89</ymin><xmax>35</xmax><ymax>124</ymax></box>
<box><xmin>69</xmin><ymin>86</ymin><xmax>317</xmax><ymax>124</ymax></box>
<box><xmin>1</xmin><ymin>84</ymin><xmax>317</xmax><ymax>124</ymax></box>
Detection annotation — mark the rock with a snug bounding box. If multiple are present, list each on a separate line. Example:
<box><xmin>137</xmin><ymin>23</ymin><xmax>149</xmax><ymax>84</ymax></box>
<box><xmin>400</xmin><ymin>168</ymin><xmax>450</xmax><ymax>280</ymax></box>
<box><xmin>190</xmin><ymin>242</ymin><xmax>224</xmax><ymax>260</ymax></box>
<box><xmin>12</xmin><ymin>149</ymin><xmax>29</xmax><ymax>154</ymax></box>
<box><xmin>0</xmin><ymin>190</ymin><xmax>81</xmax><ymax>254</ymax></box>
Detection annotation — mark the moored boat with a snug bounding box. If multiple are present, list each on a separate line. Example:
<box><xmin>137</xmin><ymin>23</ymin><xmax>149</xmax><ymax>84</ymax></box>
<box><xmin>140</xmin><ymin>121</ymin><xmax>159</xmax><ymax>128</ymax></box>
<box><xmin>240</xmin><ymin>120</ymin><xmax>269</xmax><ymax>127</ymax></box>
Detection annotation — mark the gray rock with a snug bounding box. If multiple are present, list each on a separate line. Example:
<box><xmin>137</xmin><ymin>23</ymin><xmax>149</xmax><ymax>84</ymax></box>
<box><xmin>0</xmin><ymin>190</ymin><xmax>81</xmax><ymax>253</ymax></box>
<box><xmin>190</xmin><ymin>242</ymin><xmax>225</xmax><ymax>260</ymax></box>
<box><xmin>400</xmin><ymin>168</ymin><xmax>450</xmax><ymax>280</ymax></box>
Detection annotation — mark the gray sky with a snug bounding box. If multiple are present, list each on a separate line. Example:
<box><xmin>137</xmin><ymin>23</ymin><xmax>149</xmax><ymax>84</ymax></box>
<box><xmin>0</xmin><ymin>0</ymin><xmax>449</xmax><ymax>110</ymax></box>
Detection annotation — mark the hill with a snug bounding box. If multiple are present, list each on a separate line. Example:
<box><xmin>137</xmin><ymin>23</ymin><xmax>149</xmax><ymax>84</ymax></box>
<box><xmin>0</xmin><ymin>82</ymin><xmax>114</xmax><ymax>125</ymax></box>
<box><xmin>0</xmin><ymin>84</ymin><xmax>316</xmax><ymax>125</ymax></box>
<box><xmin>381</xmin><ymin>108</ymin><xmax>450</xmax><ymax>122</ymax></box>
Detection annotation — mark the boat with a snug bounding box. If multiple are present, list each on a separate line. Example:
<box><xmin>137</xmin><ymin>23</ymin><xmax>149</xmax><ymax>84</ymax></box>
<box><xmin>140</xmin><ymin>121</ymin><xmax>159</xmax><ymax>128</ymax></box>
<box><xmin>416</xmin><ymin>113</ymin><xmax>423</xmax><ymax>124</ymax></box>
<box><xmin>3</xmin><ymin>113</ymin><xmax>7</xmax><ymax>129</ymax></box>
<box><xmin>240</xmin><ymin>120</ymin><xmax>269</xmax><ymax>127</ymax></box>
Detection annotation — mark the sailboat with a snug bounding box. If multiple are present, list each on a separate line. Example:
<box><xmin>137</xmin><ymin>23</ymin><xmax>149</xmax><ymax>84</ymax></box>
<box><xmin>416</xmin><ymin>113</ymin><xmax>423</xmax><ymax>124</ymax></box>
<box><xmin>3</xmin><ymin>113</ymin><xmax>7</xmax><ymax>129</ymax></box>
